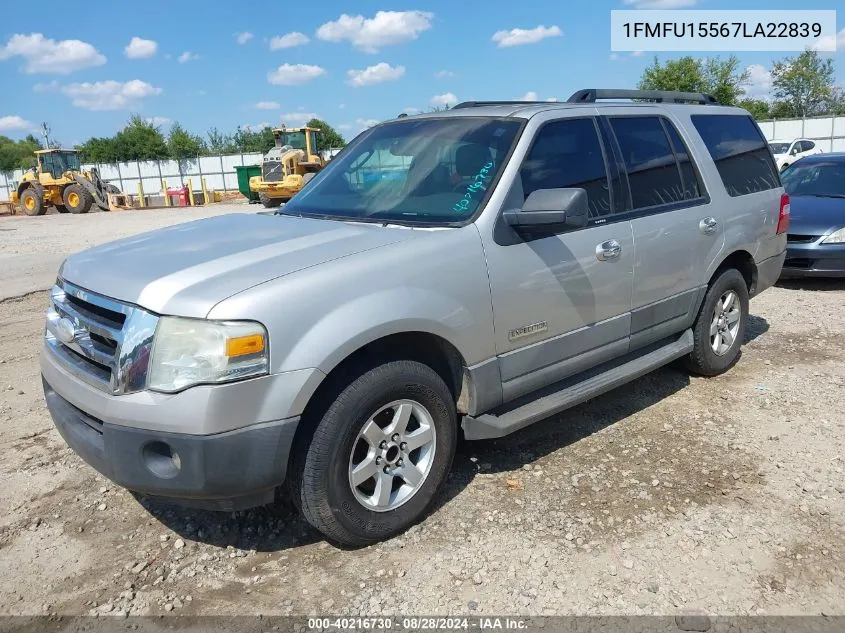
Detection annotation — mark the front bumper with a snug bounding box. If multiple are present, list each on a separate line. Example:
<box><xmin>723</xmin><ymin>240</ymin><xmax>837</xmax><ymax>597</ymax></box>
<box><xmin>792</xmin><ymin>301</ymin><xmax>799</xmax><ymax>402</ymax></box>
<box><xmin>780</xmin><ymin>242</ymin><xmax>845</xmax><ymax>279</ymax></box>
<box><xmin>43</xmin><ymin>377</ymin><xmax>298</xmax><ymax>510</ymax></box>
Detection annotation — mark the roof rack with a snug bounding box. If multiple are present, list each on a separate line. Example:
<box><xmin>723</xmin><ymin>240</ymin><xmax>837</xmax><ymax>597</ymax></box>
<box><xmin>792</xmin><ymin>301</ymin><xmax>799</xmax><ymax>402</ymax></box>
<box><xmin>451</xmin><ymin>100</ymin><xmax>545</xmax><ymax>110</ymax></box>
<box><xmin>567</xmin><ymin>89</ymin><xmax>718</xmax><ymax>105</ymax></box>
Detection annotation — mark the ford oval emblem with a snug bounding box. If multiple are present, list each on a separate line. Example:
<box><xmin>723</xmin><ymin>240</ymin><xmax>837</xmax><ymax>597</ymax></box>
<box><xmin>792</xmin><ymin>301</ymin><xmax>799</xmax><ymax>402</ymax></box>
<box><xmin>55</xmin><ymin>318</ymin><xmax>77</xmax><ymax>344</ymax></box>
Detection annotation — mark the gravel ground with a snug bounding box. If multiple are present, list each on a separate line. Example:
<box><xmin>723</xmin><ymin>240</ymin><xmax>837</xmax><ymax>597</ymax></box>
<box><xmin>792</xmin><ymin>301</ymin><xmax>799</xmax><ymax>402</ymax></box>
<box><xmin>0</xmin><ymin>206</ymin><xmax>843</xmax><ymax>617</ymax></box>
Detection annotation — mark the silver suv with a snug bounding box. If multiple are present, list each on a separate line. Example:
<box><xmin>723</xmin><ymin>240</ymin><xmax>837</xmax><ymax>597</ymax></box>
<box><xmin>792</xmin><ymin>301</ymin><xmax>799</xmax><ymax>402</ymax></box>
<box><xmin>41</xmin><ymin>89</ymin><xmax>788</xmax><ymax>546</ymax></box>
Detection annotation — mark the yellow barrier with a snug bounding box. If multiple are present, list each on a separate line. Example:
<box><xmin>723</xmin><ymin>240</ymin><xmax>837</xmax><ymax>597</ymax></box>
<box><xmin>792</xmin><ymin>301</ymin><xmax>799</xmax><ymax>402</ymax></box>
<box><xmin>162</xmin><ymin>179</ymin><xmax>170</xmax><ymax>207</ymax></box>
<box><xmin>187</xmin><ymin>178</ymin><xmax>196</xmax><ymax>207</ymax></box>
<box><xmin>202</xmin><ymin>178</ymin><xmax>209</xmax><ymax>205</ymax></box>
<box><xmin>137</xmin><ymin>182</ymin><xmax>145</xmax><ymax>208</ymax></box>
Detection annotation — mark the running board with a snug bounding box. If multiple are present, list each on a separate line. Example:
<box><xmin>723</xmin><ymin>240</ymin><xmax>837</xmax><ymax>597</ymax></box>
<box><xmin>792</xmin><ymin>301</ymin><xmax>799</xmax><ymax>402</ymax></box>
<box><xmin>461</xmin><ymin>329</ymin><xmax>694</xmax><ymax>440</ymax></box>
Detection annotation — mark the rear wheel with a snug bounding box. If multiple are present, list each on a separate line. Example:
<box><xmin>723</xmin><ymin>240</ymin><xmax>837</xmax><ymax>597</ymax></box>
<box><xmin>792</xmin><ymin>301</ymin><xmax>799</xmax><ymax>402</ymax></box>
<box><xmin>63</xmin><ymin>184</ymin><xmax>93</xmax><ymax>214</ymax></box>
<box><xmin>259</xmin><ymin>193</ymin><xmax>282</xmax><ymax>208</ymax></box>
<box><xmin>289</xmin><ymin>360</ymin><xmax>457</xmax><ymax>546</ymax></box>
<box><xmin>684</xmin><ymin>268</ymin><xmax>749</xmax><ymax>376</ymax></box>
<box><xmin>20</xmin><ymin>186</ymin><xmax>46</xmax><ymax>216</ymax></box>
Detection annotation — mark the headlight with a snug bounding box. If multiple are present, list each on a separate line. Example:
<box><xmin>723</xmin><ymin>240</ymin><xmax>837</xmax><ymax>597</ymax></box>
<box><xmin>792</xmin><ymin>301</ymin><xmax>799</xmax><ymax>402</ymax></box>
<box><xmin>147</xmin><ymin>317</ymin><xmax>268</xmax><ymax>393</ymax></box>
<box><xmin>821</xmin><ymin>227</ymin><xmax>845</xmax><ymax>244</ymax></box>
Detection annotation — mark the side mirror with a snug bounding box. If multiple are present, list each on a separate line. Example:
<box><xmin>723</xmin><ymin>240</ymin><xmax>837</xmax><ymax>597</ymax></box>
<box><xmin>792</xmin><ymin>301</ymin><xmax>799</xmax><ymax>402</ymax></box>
<box><xmin>502</xmin><ymin>188</ymin><xmax>589</xmax><ymax>235</ymax></box>
<box><xmin>790</xmin><ymin>146</ymin><xmax>799</xmax><ymax>156</ymax></box>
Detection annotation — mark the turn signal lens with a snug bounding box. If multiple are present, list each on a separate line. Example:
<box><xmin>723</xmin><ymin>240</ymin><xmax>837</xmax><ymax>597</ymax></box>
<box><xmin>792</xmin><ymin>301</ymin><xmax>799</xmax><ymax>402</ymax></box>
<box><xmin>226</xmin><ymin>334</ymin><xmax>265</xmax><ymax>357</ymax></box>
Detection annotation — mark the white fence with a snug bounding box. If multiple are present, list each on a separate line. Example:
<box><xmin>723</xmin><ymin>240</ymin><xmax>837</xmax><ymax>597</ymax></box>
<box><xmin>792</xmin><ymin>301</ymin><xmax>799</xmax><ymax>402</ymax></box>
<box><xmin>757</xmin><ymin>115</ymin><xmax>845</xmax><ymax>152</ymax></box>
<box><xmin>0</xmin><ymin>152</ymin><xmax>264</xmax><ymax>201</ymax></box>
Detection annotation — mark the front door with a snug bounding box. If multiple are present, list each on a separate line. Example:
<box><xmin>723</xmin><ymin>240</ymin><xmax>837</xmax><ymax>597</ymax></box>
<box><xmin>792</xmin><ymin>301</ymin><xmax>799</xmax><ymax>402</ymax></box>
<box><xmin>481</xmin><ymin>117</ymin><xmax>635</xmax><ymax>401</ymax></box>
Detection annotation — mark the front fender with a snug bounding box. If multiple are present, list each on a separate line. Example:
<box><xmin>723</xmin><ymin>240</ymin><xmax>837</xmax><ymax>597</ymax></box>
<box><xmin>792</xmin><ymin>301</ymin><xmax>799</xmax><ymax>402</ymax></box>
<box><xmin>282</xmin><ymin>287</ymin><xmax>477</xmax><ymax>374</ymax></box>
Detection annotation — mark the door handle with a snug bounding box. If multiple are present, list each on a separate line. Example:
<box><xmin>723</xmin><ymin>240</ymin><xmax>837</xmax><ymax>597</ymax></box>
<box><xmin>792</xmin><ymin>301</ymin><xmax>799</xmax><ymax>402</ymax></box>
<box><xmin>699</xmin><ymin>216</ymin><xmax>719</xmax><ymax>235</ymax></box>
<box><xmin>596</xmin><ymin>239</ymin><xmax>622</xmax><ymax>261</ymax></box>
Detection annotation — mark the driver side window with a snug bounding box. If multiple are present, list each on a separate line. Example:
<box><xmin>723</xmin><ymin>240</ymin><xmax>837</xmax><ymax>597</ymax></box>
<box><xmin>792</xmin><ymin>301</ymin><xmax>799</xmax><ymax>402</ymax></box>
<box><xmin>520</xmin><ymin>118</ymin><xmax>611</xmax><ymax>218</ymax></box>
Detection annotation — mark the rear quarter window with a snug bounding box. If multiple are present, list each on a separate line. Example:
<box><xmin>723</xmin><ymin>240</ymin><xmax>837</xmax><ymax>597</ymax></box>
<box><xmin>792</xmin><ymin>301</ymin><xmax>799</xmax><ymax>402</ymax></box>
<box><xmin>690</xmin><ymin>114</ymin><xmax>779</xmax><ymax>197</ymax></box>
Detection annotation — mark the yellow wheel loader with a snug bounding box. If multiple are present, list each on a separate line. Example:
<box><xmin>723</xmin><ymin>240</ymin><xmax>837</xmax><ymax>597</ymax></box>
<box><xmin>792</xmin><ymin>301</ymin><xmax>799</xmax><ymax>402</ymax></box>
<box><xmin>249</xmin><ymin>126</ymin><xmax>325</xmax><ymax>208</ymax></box>
<box><xmin>11</xmin><ymin>149</ymin><xmax>121</xmax><ymax>216</ymax></box>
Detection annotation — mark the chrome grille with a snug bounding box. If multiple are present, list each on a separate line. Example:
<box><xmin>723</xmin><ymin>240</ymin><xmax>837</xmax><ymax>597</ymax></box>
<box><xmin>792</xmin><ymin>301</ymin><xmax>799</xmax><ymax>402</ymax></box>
<box><xmin>45</xmin><ymin>280</ymin><xmax>159</xmax><ymax>395</ymax></box>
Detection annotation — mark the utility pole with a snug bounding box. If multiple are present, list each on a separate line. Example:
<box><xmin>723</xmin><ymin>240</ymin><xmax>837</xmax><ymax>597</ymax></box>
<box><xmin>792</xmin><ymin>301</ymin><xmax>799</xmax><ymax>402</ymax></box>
<box><xmin>40</xmin><ymin>122</ymin><xmax>52</xmax><ymax>148</ymax></box>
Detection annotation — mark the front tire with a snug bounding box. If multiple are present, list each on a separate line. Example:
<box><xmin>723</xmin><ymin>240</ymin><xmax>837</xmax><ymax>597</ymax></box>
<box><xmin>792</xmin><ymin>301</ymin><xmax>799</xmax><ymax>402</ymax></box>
<box><xmin>290</xmin><ymin>360</ymin><xmax>457</xmax><ymax>546</ymax></box>
<box><xmin>55</xmin><ymin>204</ymin><xmax>70</xmax><ymax>214</ymax></box>
<box><xmin>684</xmin><ymin>268</ymin><xmax>749</xmax><ymax>376</ymax></box>
<box><xmin>63</xmin><ymin>184</ymin><xmax>93</xmax><ymax>214</ymax></box>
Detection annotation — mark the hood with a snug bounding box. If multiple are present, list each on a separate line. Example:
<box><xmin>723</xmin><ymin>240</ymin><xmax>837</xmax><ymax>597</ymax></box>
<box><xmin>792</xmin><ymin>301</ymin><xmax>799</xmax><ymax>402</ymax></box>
<box><xmin>788</xmin><ymin>195</ymin><xmax>845</xmax><ymax>237</ymax></box>
<box><xmin>60</xmin><ymin>213</ymin><xmax>415</xmax><ymax>317</ymax></box>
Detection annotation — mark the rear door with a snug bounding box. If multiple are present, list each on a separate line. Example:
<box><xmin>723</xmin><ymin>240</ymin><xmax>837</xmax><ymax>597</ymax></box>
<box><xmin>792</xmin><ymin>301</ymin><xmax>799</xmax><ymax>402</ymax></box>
<box><xmin>602</xmin><ymin>112</ymin><xmax>722</xmax><ymax>349</ymax></box>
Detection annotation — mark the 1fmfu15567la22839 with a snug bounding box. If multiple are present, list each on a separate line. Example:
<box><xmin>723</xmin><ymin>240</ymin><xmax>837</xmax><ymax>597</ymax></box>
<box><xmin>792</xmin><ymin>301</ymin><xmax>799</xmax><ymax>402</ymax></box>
<box><xmin>41</xmin><ymin>89</ymin><xmax>787</xmax><ymax>546</ymax></box>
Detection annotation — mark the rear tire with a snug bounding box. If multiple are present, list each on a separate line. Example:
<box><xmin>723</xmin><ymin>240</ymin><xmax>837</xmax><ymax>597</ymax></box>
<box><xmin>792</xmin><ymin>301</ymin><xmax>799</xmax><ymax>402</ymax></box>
<box><xmin>684</xmin><ymin>268</ymin><xmax>749</xmax><ymax>376</ymax></box>
<box><xmin>259</xmin><ymin>193</ymin><xmax>282</xmax><ymax>208</ymax></box>
<box><xmin>55</xmin><ymin>204</ymin><xmax>70</xmax><ymax>214</ymax></box>
<box><xmin>20</xmin><ymin>186</ymin><xmax>46</xmax><ymax>216</ymax></box>
<box><xmin>63</xmin><ymin>184</ymin><xmax>93</xmax><ymax>214</ymax></box>
<box><xmin>289</xmin><ymin>360</ymin><xmax>457</xmax><ymax>546</ymax></box>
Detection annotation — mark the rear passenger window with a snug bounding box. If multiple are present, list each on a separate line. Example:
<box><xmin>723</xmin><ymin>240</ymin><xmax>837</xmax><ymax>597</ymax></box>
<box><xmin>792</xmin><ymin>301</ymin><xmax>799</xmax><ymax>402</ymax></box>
<box><xmin>609</xmin><ymin>117</ymin><xmax>687</xmax><ymax>209</ymax></box>
<box><xmin>691</xmin><ymin>114</ymin><xmax>779</xmax><ymax>197</ymax></box>
<box><xmin>663</xmin><ymin>122</ymin><xmax>703</xmax><ymax>200</ymax></box>
<box><xmin>520</xmin><ymin>118</ymin><xmax>611</xmax><ymax>218</ymax></box>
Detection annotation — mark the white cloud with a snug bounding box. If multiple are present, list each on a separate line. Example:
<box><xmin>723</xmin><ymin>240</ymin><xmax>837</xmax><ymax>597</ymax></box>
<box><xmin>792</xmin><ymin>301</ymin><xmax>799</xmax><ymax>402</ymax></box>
<box><xmin>280</xmin><ymin>111</ymin><xmax>319</xmax><ymax>126</ymax></box>
<box><xmin>631</xmin><ymin>50</ymin><xmax>645</xmax><ymax>57</ymax></box>
<box><xmin>356</xmin><ymin>118</ymin><xmax>381</xmax><ymax>130</ymax></box>
<box><xmin>545</xmin><ymin>97</ymin><xmax>558</xmax><ymax>102</ymax></box>
<box><xmin>346</xmin><ymin>62</ymin><xmax>405</xmax><ymax>87</ymax></box>
<box><xmin>61</xmin><ymin>80</ymin><xmax>162</xmax><ymax>111</ymax></box>
<box><xmin>316</xmin><ymin>10</ymin><xmax>433</xmax><ymax>53</ymax></box>
<box><xmin>267</xmin><ymin>63</ymin><xmax>326</xmax><ymax>85</ymax></box>
<box><xmin>255</xmin><ymin>101</ymin><xmax>280</xmax><ymax>110</ymax></box>
<box><xmin>241</xmin><ymin>122</ymin><xmax>270</xmax><ymax>131</ymax></box>
<box><xmin>33</xmin><ymin>80</ymin><xmax>59</xmax><ymax>93</ymax></box>
<box><xmin>339</xmin><ymin>103</ymin><xmax>346</xmax><ymax>109</ymax></box>
<box><xmin>435</xmin><ymin>69</ymin><xmax>455</xmax><ymax>79</ymax></box>
<box><xmin>178</xmin><ymin>51</ymin><xmax>200</xmax><ymax>63</ymax></box>
<box><xmin>0</xmin><ymin>115</ymin><xmax>33</xmax><ymax>132</ymax></box>
<box><xmin>124</xmin><ymin>37</ymin><xmax>157</xmax><ymax>59</ymax></box>
<box><xmin>337</xmin><ymin>123</ymin><xmax>352</xmax><ymax>131</ymax></box>
<box><xmin>609</xmin><ymin>53</ymin><xmax>620</xmax><ymax>61</ymax></box>
<box><xmin>520</xmin><ymin>91</ymin><xmax>538</xmax><ymax>101</ymax></box>
<box><xmin>810</xmin><ymin>28</ymin><xmax>845</xmax><ymax>53</ymax></box>
<box><xmin>402</xmin><ymin>106</ymin><xmax>421</xmax><ymax>114</ymax></box>
<box><xmin>0</xmin><ymin>33</ymin><xmax>105</xmax><ymax>74</ymax></box>
<box><xmin>492</xmin><ymin>25</ymin><xmax>561</xmax><ymax>48</ymax></box>
<box><xmin>235</xmin><ymin>32</ymin><xmax>254</xmax><ymax>45</ymax></box>
<box><xmin>623</xmin><ymin>0</ymin><xmax>697</xmax><ymax>7</ymax></box>
<box><xmin>430</xmin><ymin>92</ymin><xmax>458</xmax><ymax>107</ymax></box>
<box><xmin>742</xmin><ymin>64</ymin><xmax>773</xmax><ymax>98</ymax></box>
<box><xmin>145</xmin><ymin>116</ymin><xmax>171</xmax><ymax>127</ymax></box>
<box><xmin>270</xmin><ymin>32</ymin><xmax>310</xmax><ymax>49</ymax></box>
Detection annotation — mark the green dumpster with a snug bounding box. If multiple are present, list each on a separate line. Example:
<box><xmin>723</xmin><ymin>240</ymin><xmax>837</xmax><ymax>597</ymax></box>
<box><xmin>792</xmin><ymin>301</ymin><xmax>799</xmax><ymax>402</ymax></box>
<box><xmin>234</xmin><ymin>164</ymin><xmax>262</xmax><ymax>202</ymax></box>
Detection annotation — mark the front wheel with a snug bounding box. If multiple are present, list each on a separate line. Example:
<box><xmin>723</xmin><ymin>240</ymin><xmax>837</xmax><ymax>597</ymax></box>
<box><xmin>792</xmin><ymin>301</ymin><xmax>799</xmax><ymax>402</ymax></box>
<box><xmin>289</xmin><ymin>360</ymin><xmax>457</xmax><ymax>546</ymax></box>
<box><xmin>684</xmin><ymin>268</ymin><xmax>749</xmax><ymax>376</ymax></box>
<box><xmin>63</xmin><ymin>184</ymin><xmax>93</xmax><ymax>214</ymax></box>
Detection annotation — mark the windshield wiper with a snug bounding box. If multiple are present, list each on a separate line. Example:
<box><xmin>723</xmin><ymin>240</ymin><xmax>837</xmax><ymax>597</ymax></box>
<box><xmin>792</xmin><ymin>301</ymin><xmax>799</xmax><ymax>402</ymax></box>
<box><xmin>807</xmin><ymin>193</ymin><xmax>845</xmax><ymax>199</ymax></box>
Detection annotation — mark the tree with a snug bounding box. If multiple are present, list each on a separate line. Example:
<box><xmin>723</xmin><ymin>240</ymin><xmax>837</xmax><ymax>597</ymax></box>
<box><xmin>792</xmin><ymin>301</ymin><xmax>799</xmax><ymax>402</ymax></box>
<box><xmin>771</xmin><ymin>50</ymin><xmax>835</xmax><ymax>118</ymax></box>
<box><xmin>207</xmin><ymin>127</ymin><xmax>236</xmax><ymax>154</ymax></box>
<box><xmin>0</xmin><ymin>135</ymin><xmax>42</xmax><ymax>172</ymax></box>
<box><xmin>638</xmin><ymin>55</ymin><xmax>748</xmax><ymax>105</ymax></box>
<box><xmin>78</xmin><ymin>136</ymin><xmax>120</xmax><ymax>163</ymax></box>
<box><xmin>737</xmin><ymin>98</ymin><xmax>771</xmax><ymax>120</ymax></box>
<box><xmin>305</xmin><ymin>118</ymin><xmax>346</xmax><ymax>151</ymax></box>
<box><xmin>167</xmin><ymin>122</ymin><xmax>206</xmax><ymax>159</ymax></box>
<box><xmin>109</xmin><ymin>115</ymin><xmax>168</xmax><ymax>161</ymax></box>
<box><xmin>232</xmin><ymin>126</ymin><xmax>275</xmax><ymax>153</ymax></box>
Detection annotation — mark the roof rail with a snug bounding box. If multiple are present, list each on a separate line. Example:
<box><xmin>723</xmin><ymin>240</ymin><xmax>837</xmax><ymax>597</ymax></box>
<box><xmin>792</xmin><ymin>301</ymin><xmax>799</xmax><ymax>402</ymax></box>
<box><xmin>567</xmin><ymin>89</ymin><xmax>718</xmax><ymax>105</ymax></box>
<box><xmin>451</xmin><ymin>100</ymin><xmax>545</xmax><ymax>110</ymax></box>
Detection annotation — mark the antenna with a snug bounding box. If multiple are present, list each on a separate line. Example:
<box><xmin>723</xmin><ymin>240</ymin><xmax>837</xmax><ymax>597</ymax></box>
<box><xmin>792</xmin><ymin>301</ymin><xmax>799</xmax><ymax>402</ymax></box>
<box><xmin>41</xmin><ymin>122</ymin><xmax>52</xmax><ymax>148</ymax></box>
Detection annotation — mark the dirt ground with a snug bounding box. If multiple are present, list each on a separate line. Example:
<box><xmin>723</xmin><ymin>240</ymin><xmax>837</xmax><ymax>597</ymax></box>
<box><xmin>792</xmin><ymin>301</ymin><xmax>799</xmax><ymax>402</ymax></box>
<box><xmin>0</xmin><ymin>206</ymin><xmax>843</xmax><ymax>617</ymax></box>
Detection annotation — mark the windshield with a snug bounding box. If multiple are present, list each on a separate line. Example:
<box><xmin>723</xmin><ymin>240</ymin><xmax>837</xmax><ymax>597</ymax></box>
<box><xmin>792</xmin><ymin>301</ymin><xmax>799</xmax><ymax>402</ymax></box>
<box><xmin>769</xmin><ymin>143</ymin><xmax>790</xmax><ymax>154</ymax></box>
<box><xmin>282</xmin><ymin>117</ymin><xmax>522</xmax><ymax>224</ymax></box>
<box><xmin>41</xmin><ymin>151</ymin><xmax>81</xmax><ymax>177</ymax></box>
<box><xmin>781</xmin><ymin>161</ymin><xmax>845</xmax><ymax>197</ymax></box>
<box><xmin>278</xmin><ymin>131</ymin><xmax>307</xmax><ymax>150</ymax></box>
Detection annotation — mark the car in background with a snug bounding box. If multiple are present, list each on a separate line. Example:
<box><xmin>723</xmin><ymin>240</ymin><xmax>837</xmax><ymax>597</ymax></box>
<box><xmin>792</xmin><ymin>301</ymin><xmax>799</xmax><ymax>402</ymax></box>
<box><xmin>769</xmin><ymin>138</ymin><xmax>824</xmax><ymax>172</ymax></box>
<box><xmin>780</xmin><ymin>153</ymin><xmax>845</xmax><ymax>278</ymax></box>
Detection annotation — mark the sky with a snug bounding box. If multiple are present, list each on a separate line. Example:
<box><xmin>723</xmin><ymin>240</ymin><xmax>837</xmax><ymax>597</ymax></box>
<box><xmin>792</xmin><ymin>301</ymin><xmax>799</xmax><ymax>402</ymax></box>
<box><xmin>1</xmin><ymin>0</ymin><xmax>843</xmax><ymax>147</ymax></box>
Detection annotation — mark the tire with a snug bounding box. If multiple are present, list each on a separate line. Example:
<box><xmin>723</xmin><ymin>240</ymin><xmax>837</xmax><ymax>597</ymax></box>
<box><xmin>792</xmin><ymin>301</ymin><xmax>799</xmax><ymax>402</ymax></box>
<box><xmin>104</xmin><ymin>183</ymin><xmax>121</xmax><ymax>194</ymax></box>
<box><xmin>684</xmin><ymin>268</ymin><xmax>749</xmax><ymax>376</ymax></box>
<box><xmin>259</xmin><ymin>193</ymin><xmax>282</xmax><ymax>208</ymax></box>
<box><xmin>63</xmin><ymin>184</ymin><xmax>93</xmax><ymax>214</ymax></box>
<box><xmin>20</xmin><ymin>185</ymin><xmax>46</xmax><ymax>216</ymax></box>
<box><xmin>55</xmin><ymin>204</ymin><xmax>70</xmax><ymax>214</ymax></box>
<box><xmin>289</xmin><ymin>360</ymin><xmax>457</xmax><ymax>546</ymax></box>
<box><xmin>780</xmin><ymin>163</ymin><xmax>790</xmax><ymax>173</ymax></box>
